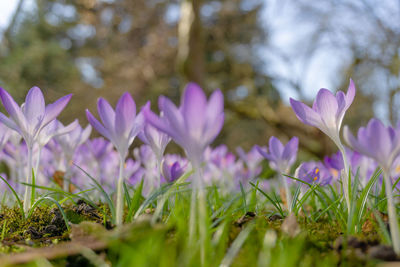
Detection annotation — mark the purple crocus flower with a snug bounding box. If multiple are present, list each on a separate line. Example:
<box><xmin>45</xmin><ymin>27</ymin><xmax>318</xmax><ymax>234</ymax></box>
<box><xmin>0</xmin><ymin>86</ymin><xmax>72</xmax><ymax>214</ymax></box>
<box><xmin>73</xmin><ymin>138</ymin><xmax>120</xmax><ymax>193</ymax></box>
<box><xmin>54</xmin><ymin>121</ymin><xmax>92</xmax><ymax>159</ymax></box>
<box><xmin>161</xmin><ymin>153</ymin><xmax>188</xmax><ymax>184</ymax></box>
<box><xmin>236</xmin><ymin>146</ymin><xmax>264</xmax><ymax>180</ymax></box>
<box><xmin>86</xmin><ymin>92</ymin><xmax>144</xmax><ymax>159</ymax></box>
<box><xmin>323</xmin><ymin>151</ymin><xmax>344</xmax><ymax>181</ymax></box>
<box><xmin>350</xmin><ymin>152</ymin><xmax>378</xmax><ymax>187</ymax></box>
<box><xmin>289</xmin><ymin>80</ymin><xmax>355</xmax><ymax>147</ymax></box>
<box><xmin>203</xmin><ymin>145</ymin><xmax>243</xmax><ymax>192</ymax></box>
<box><xmin>139</xmin><ymin>102</ymin><xmax>171</xmax><ymax>160</ymax></box>
<box><xmin>35</xmin><ymin>120</ymin><xmax>79</xmax><ymax>190</ymax></box>
<box><xmin>344</xmin><ymin>119</ymin><xmax>400</xmax><ymax>171</ymax></box>
<box><xmin>323</xmin><ymin>149</ymin><xmax>378</xmax><ymax>186</ymax></box>
<box><xmin>37</xmin><ymin>120</ymin><xmax>79</xmax><ymax>148</ymax></box>
<box><xmin>144</xmin><ymin>83</ymin><xmax>224</xmax><ymax>247</ymax></box>
<box><xmin>54</xmin><ymin>121</ymin><xmax>92</xmax><ymax>190</ymax></box>
<box><xmin>0</xmin><ymin>87</ymin><xmax>72</xmax><ymax>147</ymax></box>
<box><xmin>295</xmin><ymin>161</ymin><xmax>332</xmax><ymax>186</ymax></box>
<box><xmin>0</xmin><ymin>124</ymin><xmax>11</xmax><ymax>152</ymax></box>
<box><xmin>86</xmin><ymin>92</ymin><xmax>144</xmax><ymax>225</ymax></box>
<box><xmin>344</xmin><ymin>118</ymin><xmax>400</xmax><ymax>253</ymax></box>
<box><xmin>290</xmin><ymin>80</ymin><xmax>355</xmax><ymax>211</ymax></box>
<box><xmin>162</xmin><ymin>161</ymin><xmax>185</xmax><ymax>183</ymax></box>
<box><xmin>133</xmin><ymin>144</ymin><xmax>158</xmax><ymax>193</ymax></box>
<box><xmin>256</xmin><ymin>136</ymin><xmax>299</xmax><ymax>173</ymax></box>
<box><xmin>143</xmin><ymin>83</ymin><xmax>224</xmax><ymax>167</ymax></box>
<box><xmin>139</xmin><ymin>102</ymin><xmax>171</xmax><ymax>188</ymax></box>
<box><xmin>256</xmin><ymin>136</ymin><xmax>298</xmax><ymax>211</ymax></box>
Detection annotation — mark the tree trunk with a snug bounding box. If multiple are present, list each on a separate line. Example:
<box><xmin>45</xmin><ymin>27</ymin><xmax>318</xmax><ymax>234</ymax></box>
<box><xmin>177</xmin><ymin>0</ymin><xmax>205</xmax><ymax>88</ymax></box>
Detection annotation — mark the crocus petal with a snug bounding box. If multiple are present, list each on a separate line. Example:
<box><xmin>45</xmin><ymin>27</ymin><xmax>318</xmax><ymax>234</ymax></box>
<box><xmin>86</xmin><ymin>109</ymin><xmax>111</xmax><ymax>140</ymax></box>
<box><xmin>42</xmin><ymin>94</ymin><xmax>72</xmax><ymax>127</ymax></box>
<box><xmin>161</xmin><ymin>97</ymin><xmax>185</xmax><ymax>142</ymax></box>
<box><xmin>345</xmin><ymin>79</ymin><xmax>356</xmax><ymax>109</ymax></box>
<box><xmin>98</xmin><ymin>98</ymin><xmax>115</xmax><ymax>130</ymax></box>
<box><xmin>282</xmin><ymin>137</ymin><xmax>299</xmax><ymax>164</ymax></box>
<box><xmin>128</xmin><ymin>112</ymin><xmax>145</xmax><ymax>142</ymax></box>
<box><xmin>315</xmin><ymin>89</ymin><xmax>339</xmax><ymax>130</ymax></box>
<box><xmin>143</xmin><ymin>106</ymin><xmax>176</xmax><ymax>139</ymax></box>
<box><xmin>390</xmin><ymin>130</ymin><xmax>400</xmax><ymax>165</ymax></box>
<box><xmin>269</xmin><ymin>136</ymin><xmax>284</xmax><ymax>159</ymax></box>
<box><xmin>24</xmin><ymin>87</ymin><xmax>45</xmax><ymax>126</ymax></box>
<box><xmin>0</xmin><ymin>112</ymin><xmax>21</xmax><ymax>134</ymax></box>
<box><xmin>256</xmin><ymin>145</ymin><xmax>269</xmax><ymax>159</ymax></box>
<box><xmin>203</xmin><ymin>114</ymin><xmax>224</xmax><ymax>146</ymax></box>
<box><xmin>80</xmin><ymin>125</ymin><xmax>92</xmax><ymax>146</ymax></box>
<box><xmin>56</xmin><ymin>119</ymin><xmax>79</xmax><ymax>136</ymax></box>
<box><xmin>182</xmin><ymin>83</ymin><xmax>207</xmax><ymax>139</ymax></box>
<box><xmin>367</xmin><ymin>119</ymin><xmax>391</xmax><ymax>161</ymax></box>
<box><xmin>206</xmin><ymin>89</ymin><xmax>224</xmax><ymax>123</ymax></box>
<box><xmin>0</xmin><ymin>88</ymin><xmax>26</xmax><ymax>130</ymax></box>
<box><xmin>170</xmin><ymin>162</ymin><xmax>183</xmax><ymax>181</ymax></box>
<box><xmin>343</xmin><ymin>126</ymin><xmax>371</xmax><ymax>157</ymax></box>
<box><xmin>335</xmin><ymin>91</ymin><xmax>347</xmax><ymax>128</ymax></box>
<box><xmin>290</xmin><ymin>98</ymin><xmax>323</xmax><ymax>127</ymax></box>
<box><xmin>138</xmin><ymin>102</ymin><xmax>151</xmax><ymax>144</ymax></box>
<box><xmin>115</xmin><ymin>92</ymin><xmax>136</xmax><ymax>138</ymax></box>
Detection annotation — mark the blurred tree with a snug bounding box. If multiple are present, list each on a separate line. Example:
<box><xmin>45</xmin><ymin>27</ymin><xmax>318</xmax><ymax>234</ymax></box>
<box><xmin>0</xmin><ymin>0</ymin><xmax>337</xmax><ymax>158</ymax></box>
<box><xmin>291</xmin><ymin>0</ymin><xmax>400</xmax><ymax>126</ymax></box>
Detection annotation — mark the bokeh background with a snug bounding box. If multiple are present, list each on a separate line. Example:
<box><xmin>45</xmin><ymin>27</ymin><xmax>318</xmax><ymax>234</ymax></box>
<box><xmin>0</xmin><ymin>0</ymin><xmax>399</xmax><ymax>159</ymax></box>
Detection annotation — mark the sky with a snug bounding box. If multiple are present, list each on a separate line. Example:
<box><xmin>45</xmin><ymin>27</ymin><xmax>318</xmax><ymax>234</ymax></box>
<box><xmin>0</xmin><ymin>1</ymin><xmax>19</xmax><ymax>32</ymax></box>
<box><xmin>260</xmin><ymin>0</ymin><xmax>345</xmax><ymax>102</ymax></box>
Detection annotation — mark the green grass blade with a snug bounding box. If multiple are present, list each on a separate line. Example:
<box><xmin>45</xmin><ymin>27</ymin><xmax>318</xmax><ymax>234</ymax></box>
<box><xmin>220</xmin><ymin>222</ymin><xmax>255</xmax><ymax>267</ymax></box>
<box><xmin>295</xmin><ymin>184</ymin><xmax>318</xmax><ymax>215</ymax></box>
<box><xmin>249</xmin><ymin>181</ymin><xmax>284</xmax><ymax>217</ymax></box>
<box><xmin>314</xmin><ymin>198</ymin><xmax>341</xmax><ymax>221</ymax></box>
<box><xmin>0</xmin><ymin>175</ymin><xmax>24</xmax><ymax>218</ymax></box>
<box><xmin>74</xmin><ymin>164</ymin><xmax>116</xmax><ymax>224</ymax></box>
<box><xmin>151</xmin><ymin>169</ymin><xmax>193</xmax><ymax>224</ymax></box>
<box><xmin>239</xmin><ymin>182</ymin><xmax>247</xmax><ymax>213</ymax></box>
<box><xmin>123</xmin><ymin>181</ymin><xmax>131</xmax><ymax>211</ymax></box>
<box><xmin>392</xmin><ymin>176</ymin><xmax>400</xmax><ymax>192</ymax></box>
<box><xmin>291</xmin><ymin>184</ymin><xmax>302</xmax><ymax>212</ymax></box>
<box><xmin>355</xmin><ymin>168</ymin><xmax>380</xmax><ymax>231</ymax></box>
<box><xmin>284</xmin><ymin>174</ymin><xmax>312</xmax><ymax>188</ymax></box>
<box><xmin>126</xmin><ymin>178</ymin><xmax>144</xmax><ymax>223</ymax></box>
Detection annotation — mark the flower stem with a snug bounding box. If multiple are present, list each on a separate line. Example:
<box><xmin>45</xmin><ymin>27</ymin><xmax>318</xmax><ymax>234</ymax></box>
<box><xmin>23</xmin><ymin>144</ymin><xmax>33</xmax><ymax>215</ymax></box>
<box><xmin>188</xmin><ymin>160</ymin><xmax>208</xmax><ymax>265</ymax></box>
<box><xmin>280</xmin><ymin>173</ymin><xmax>292</xmax><ymax>212</ymax></box>
<box><xmin>156</xmin><ymin>155</ymin><xmax>162</xmax><ymax>189</ymax></box>
<box><xmin>338</xmin><ymin>144</ymin><xmax>351</xmax><ymax>213</ymax></box>
<box><xmin>382</xmin><ymin>169</ymin><xmax>400</xmax><ymax>254</ymax></box>
<box><xmin>196</xmin><ymin>166</ymin><xmax>207</xmax><ymax>265</ymax></box>
<box><xmin>34</xmin><ymin>146</ymin><xmax>42</xmax><ymax>178</ymax></box>
<box><xmin>188</xmin><ymin>181</ymin><xmax>197</xmax><ymax>243</ymax></box>
<box><xmin>63</xmin><ymin>156</ymin><xmax>72</xmax><ymax>192</ymax></box>
<box><xmin>116</xmin><ymin>154</ymin><xmax>125</xmax><ymax>226</ymax></box>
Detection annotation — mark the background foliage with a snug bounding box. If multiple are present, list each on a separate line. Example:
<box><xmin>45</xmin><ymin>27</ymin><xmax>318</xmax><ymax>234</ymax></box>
<box><xmin>0</xmin><ymin>0</ymin><xmax>398</xmax><ymax>158</ymax></box>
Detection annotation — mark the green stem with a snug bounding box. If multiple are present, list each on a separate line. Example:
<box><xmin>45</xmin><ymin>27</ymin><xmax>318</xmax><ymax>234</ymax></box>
<box><xmin>63</xmin><ymin>155</ymin><xmax>72</xmax><ymax>192</ymax></box>
<box><xmin>23</xmin><ymin>144</ymin><xmax>33</xmax><ymax>215</ymax></box>
<box><xmin>280</xmin><ymin>173</ymin><xmax>292</xmax><ymax>212</ymax></box>
<box><xmin>338</xmin><ymin>144</ymin><xmax>351</xmax><ymax>213</ymax></box>
<box><xmin>116</xmin><ymin>154</ymin><xmax>125</xmax><ymax>226</ymax></box>
<box><xmin>382</xmin><ymin>168</ymin><xmax>400</xmax><ymax>255</ymax></box>
<box><xmin>188</xmin><ymin>159</ymin><xmax>208</xmax><ymax>265</ymax></box>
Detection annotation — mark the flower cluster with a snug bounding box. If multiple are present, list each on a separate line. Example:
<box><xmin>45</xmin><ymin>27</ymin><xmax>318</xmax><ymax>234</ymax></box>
<box><xmin>0</xmin><ymin>80</ymin><xmax>399</xmax><ymax>253</ymax></box>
